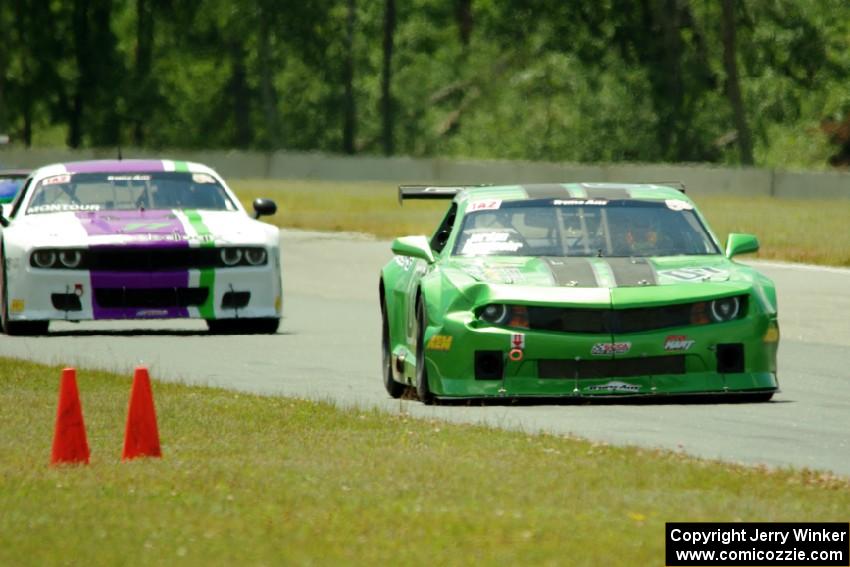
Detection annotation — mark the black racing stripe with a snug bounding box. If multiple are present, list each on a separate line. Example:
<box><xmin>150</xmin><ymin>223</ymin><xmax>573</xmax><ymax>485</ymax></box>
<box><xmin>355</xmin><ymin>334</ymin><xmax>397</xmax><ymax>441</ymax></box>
<box><xmin>543</xmin><ymin>257</ymin><xmax>599</xmax><ymax>287</ymax></box>
<box><xmin>522</xmin><ymin>184</ymin><xmax>571</xmax><ymax>199</ymax></box>
<box><xmin>604</xmin><ymin>257</ymin><xmax>657</xmax><ymax>287</ymax></box>
<box><xmin>583</xmin><ymin>187</ymin><xmax>631</xmax><ymax>199</ymax></box>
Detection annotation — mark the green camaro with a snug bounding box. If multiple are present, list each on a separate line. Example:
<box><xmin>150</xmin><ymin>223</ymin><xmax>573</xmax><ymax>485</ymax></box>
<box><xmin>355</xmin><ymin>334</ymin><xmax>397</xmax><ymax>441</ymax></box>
<box><xmin>379</xmin><ymin>183</ymin><xmax>779</xmax><ymax>404</ymax></box>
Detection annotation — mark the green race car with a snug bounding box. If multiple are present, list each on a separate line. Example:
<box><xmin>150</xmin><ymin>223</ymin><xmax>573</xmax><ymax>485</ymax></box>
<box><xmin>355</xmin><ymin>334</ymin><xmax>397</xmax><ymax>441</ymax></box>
<box><xmin>379</xmin><ymin>183</ymin><xmax>779</xmax><ymax>404</ymax></box>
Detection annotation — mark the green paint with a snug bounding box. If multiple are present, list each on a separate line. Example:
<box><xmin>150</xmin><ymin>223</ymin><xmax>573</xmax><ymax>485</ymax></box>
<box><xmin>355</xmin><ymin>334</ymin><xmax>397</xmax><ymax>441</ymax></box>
<box><xmin>184</xmin><ymin>209</ymin><xmax>216</xmax><ymax>319</ymax></box>
<box><xmin>567</xmin><ymin>184</ymin><xmax>588</xmax><ymax>198</ymax></box>
<box><xmin>381</xmin><ymin>183</ymin><xmax>779</xmax><ymax>401</ymax></box>
<box><xmin>588</xmin><ymin>258</ymin><xmax>617</xmax><ymax>288</ymax></box>
<box><xmin>173</xmin><ymin>160</ymin><xmax>190</xmax><ymax>172</ymax></box>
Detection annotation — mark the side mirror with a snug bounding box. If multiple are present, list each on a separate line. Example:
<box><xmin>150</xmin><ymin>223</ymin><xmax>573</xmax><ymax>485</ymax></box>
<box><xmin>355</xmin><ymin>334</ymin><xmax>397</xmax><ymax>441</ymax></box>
<box><xmin>391</xmin><ymin>235</ymin><xmax>435</xmax><ymax>264</ymax></box>
<box><xmin>725</xmin><ymin>233</ymin><xmax>759</xmax><ymax>258</ymax></box>
<box><xmin>253</xmin><ymin>198</ymin><xmax>277</xmax><ymax>219</ymax></box>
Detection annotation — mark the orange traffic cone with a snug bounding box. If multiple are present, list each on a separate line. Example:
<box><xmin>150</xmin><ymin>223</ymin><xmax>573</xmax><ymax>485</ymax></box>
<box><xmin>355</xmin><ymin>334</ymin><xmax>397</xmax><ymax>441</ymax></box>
<box><xmin>122</xmin><ymin>366</ymin><xmax>162</xmax><ymax>461</ymax></box>
<box><xmin>51</xmin><ymin>368</ymin><xmax>90</xmax><ymax>466</ymax></box>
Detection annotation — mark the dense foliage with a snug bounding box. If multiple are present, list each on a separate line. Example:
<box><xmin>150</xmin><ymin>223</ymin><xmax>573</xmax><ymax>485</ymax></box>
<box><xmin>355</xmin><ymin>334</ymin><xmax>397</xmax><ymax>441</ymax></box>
<box><xmin>0</xmin><ymin>0</ymin><xmax>848</xmax><ymax>168</ymax></box>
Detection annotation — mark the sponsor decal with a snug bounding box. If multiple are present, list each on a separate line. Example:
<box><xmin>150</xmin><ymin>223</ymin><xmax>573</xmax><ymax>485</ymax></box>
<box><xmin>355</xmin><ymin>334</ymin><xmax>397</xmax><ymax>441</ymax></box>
<box><xmin>764</xmin><ymin>326</ymin><xmax>780</xmax><ymax>343</ymax></box>
<box><xmin>41</xmin><ymin>174</ymin><xmax>72</xmax><ymax>186</ymax></box>
<box><xmin>29</xmin><ymin>203</ymin><xmax>102</xmax><ymax>213</ymax></box>
<box><xmin>665</xmin><ymin>199</ymin><xmax>694</xmax><ymax>211</ymax></box>
<box><xmin>468</xmin><ymin>199</ymin><xmax>501</xmax><ymax>212</ymax></box>
<box><xmin>511</xmin><ymin>333</ymin><xmax>525</xmax><ymax>350</ymax></box>
<box><xmin>74</xmin><ymin>284</ymin><xmax>84</xmax><ymax>297</ymax></box>
<box><xmin>123</xmin><ymin>221</ymin><xmax>177</xmax><ymax>232</ymax></box>
<box><xmin>591</xmin><ymin>342</ymin><xmax>631</xmax><ymax>356</ymax></box>
<box><xmin>553</xmin><ymin>198</ymin><xmax>608</xmax><ymax>206</ymax></box>
<box><xmin>393</xmin><ymin>255</ymin><xmax>414</xmax><ymax>270</ymax></box>
<box><xmin>508</xmin><ymin>348</ymin><xmax>523</xmax><ymax>362</ymax></box>
<box><xmin>461</xmin><ymin>231</ymin><xmax>524</xmax><ymax>255</ymax></box>
<box><xmin>659</xmin><ymin>266</ymin><xmax>728</xmax><ymax>282</ymax></box>
<box><xmin>90</xmin><ymin>232</ymin><xmax>213</xmax><ymax>244</ymax></box>
<box><xmin>136</xmin><ymin>309</ymin><xmax>170</xmax><ymax>317</ymax></box>
<box><xmin>107</xmin><ymin>175</ymin><xmax>151</xmax><ymax>182</ymax></box>
<box><xmin>192</xmin><ymin>173</ymin><xmax>216</xmax><ymax>184</ymax></box>
<box><xmin>464</xmin><ymin>264</ymin><xmax>525</xmax><ymax>284</ymax></box>
<box><xmin>664</xmin><ymin>335</ymin><xmax>695</xmax><ymax>351</ymax></box>
<box><xmin>10</xmin><ymin>299</ymin><xmax>24</xmax><ymax>313</ymax></box>
<box><xmin>585</xmin><ymin>381</ymin><xmax>641</xmax><ymax>393</ymax></box>
<box><xmin>426</xmin><ymin>334</ymin><xmax>453</xmax><ymax>351</ymax></box>
<box><xmin>476</xmin><ymin>266</ymin><xmax>524</xmax><ymax>284</ymax></box>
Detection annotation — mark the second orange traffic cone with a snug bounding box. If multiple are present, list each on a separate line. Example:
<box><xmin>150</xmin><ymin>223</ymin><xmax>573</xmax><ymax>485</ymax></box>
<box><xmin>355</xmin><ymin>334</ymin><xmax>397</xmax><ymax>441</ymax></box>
<box><xmin>51</xmin><ymin>368</ymin><xmax>90</xmax><ymax>466</ymax></box>
<box><xmin>122</xmin><ymin>366</ymin><xmax>162</xmax><ymax>460</ymax></box>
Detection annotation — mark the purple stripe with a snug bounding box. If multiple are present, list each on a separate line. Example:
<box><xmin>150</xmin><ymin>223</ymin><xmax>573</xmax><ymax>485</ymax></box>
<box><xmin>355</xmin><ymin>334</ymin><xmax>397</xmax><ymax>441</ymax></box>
<box><xmin>90</xmin><ymin>271</ymin><xmax>190</xmax><ymax>320</ymax></box>
<box><xmin>75</xmin><ymin>210</ymin><xmax>193</xmax><ymax>320</ymax></box>
<box><xmin>76</xmin><ymin>210</ymin><xmax>188</xmax><ymax>248</ymax></box>
<box><xmin>63</xmin><ymin>160</ymin><xmax>166</xmax><ymax>173</ymax></box>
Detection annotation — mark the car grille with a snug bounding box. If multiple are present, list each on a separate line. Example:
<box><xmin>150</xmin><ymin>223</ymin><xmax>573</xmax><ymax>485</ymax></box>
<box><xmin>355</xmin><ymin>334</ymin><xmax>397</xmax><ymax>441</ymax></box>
<box><xmin>538</xmin><ymin>356</ymin><xmax>686</xmax><ymax>379</ymax></box>
<box><xmin>87</xmin><ymin>248</ymin><xmax>222</xmax><ymax>271</ymax></box>
<box><xmin>94</xmin><ymin>287</ymin><xmax>209</xmax><ymax>308</ymax></box>
<box><xmin>528</xmin><ymin>303</ymin><xmax>700</xmax><ymax>334</ymax></box>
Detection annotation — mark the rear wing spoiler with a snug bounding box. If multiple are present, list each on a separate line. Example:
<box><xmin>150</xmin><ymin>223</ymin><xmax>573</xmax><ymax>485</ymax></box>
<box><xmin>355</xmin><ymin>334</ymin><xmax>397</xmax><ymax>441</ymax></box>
<box><xmin>651</xmin><ymin>181</ymin><xmax>686</xmax><ymax>194</ymax></box>
<box><xmin>0</xmin><ymin>169</ymin><xmax>31</xmax><ymax>179</ymax></box>
<box><xmin>397</xmin><ymin>185</ymin><xmax>464</xmax><ymax>205</ymax></box>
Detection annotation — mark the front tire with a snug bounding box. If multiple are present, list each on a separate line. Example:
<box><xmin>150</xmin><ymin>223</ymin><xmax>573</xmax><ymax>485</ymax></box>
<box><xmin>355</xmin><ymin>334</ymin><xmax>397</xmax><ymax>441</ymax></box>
<box><xmin>415</xmin><ymin>297</ymin><xmax>435</xmax><ymax>405</ymax></box>
<box><xmin>206</xmin><ymin>317</ymin><xmax>280</xmax><ymax>335</ymax></box>
<box><xmin>381</xmin><ymin>302</ymin><xmax>406</xmax><ymax>399</ymax></box>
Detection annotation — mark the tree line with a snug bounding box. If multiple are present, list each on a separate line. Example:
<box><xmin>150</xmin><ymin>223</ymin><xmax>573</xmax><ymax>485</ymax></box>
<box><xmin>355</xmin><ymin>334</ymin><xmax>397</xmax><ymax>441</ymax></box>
<box><xmin>1</xmin><ymin>0</ymin><xmax>848</xmax><ymax>168</ymax></box>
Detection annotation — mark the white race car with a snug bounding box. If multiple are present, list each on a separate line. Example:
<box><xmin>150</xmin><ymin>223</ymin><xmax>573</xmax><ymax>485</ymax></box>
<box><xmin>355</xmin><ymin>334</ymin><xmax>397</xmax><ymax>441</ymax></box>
<box><xmin>0</xmin><ymin>159</ymin><xmax>282</xmax><ymax>335</ymax></box>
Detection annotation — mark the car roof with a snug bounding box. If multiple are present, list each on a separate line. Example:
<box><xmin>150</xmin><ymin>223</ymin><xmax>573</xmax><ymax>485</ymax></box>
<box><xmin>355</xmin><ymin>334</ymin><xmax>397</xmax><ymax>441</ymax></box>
<box><xmin>458</xmin><ymin>182</ymin><xmax>692</xmax><ymax>204</ymax></box>
<box><xmin>30</xmin><ymin>159</ymin><xmax>218</xmax><ymax>178</ymax></box>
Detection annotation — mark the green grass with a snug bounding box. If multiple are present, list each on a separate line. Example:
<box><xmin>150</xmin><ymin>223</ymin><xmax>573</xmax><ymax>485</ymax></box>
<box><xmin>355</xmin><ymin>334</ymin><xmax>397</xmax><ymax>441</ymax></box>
<box><xmin>2</xmin><ymin>358</ymin><xmax>848</xmax><ymax>566</ymax></box>
<box><xmin>232</xmin><ymin>179</ymin><xmax>850</xmax><ymax>267</ymax></box>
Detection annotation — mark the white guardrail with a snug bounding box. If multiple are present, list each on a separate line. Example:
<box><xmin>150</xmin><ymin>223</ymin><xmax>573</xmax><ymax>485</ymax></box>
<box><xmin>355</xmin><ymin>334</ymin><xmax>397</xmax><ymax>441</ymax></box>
<box><xmin>1</xmin><ymin>147</ymin><xmax>848</xmax><ymax>199</ymax></box>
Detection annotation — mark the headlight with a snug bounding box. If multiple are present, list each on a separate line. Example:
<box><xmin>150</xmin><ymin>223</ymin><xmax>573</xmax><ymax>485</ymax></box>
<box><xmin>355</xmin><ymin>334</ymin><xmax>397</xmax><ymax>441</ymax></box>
<box><xmin>710</xmin><ymin>296</ymin><xmax>741</xmax><ymax>322</ymax></box>
<box><xmin>691</xmin><ymin>296</ymin><xmax>746</xmax><ymax>324</ymax></box>
<box><xmin>32</xmin><ymin>250</ymin><xmax>57</xmax><ymax>268</ymax></box>
<box><xmin>59</xmin><ymin>250</ymin><xmax>82</xmax><ymax>269</ymax></box>
<box><xmin>220</xmin><ymin>248</ymin><xmax>243</xmax><ymax>266</ymax></box>
<box><xmin>478</xmin><ymin>304</ymin><xmax>529</xmax><ymax>328</ymax></box>
<box><xmin>244</xmin><ymin>248</ymin><xmax>267</xmax><ymax>266</ymax></box>
<box><xmin>480</xmin><ymin>304</ymin><xmax>510</xmax><ymax>325</ymax></box>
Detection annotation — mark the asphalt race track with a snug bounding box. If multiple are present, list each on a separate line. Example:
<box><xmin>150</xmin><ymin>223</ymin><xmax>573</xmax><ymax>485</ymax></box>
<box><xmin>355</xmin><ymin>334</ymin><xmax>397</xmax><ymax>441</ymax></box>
<box><xmin>2</xmin><ymin>230</ymin><xmax>849</xmax><ymax>476</ymax></box>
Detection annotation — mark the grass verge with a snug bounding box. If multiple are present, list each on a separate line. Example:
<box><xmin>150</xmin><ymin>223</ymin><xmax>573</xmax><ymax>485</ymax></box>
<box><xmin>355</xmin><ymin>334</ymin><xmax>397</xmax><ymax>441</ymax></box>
<box><xmin>2</xmin><ymin>357</ymin><xmax>848</xmax><ymax>566</ymax></box>
<box><xmin>232</xmin><ymin>179</ymin><xmax>850</xmax><ymax>267</ymax></box>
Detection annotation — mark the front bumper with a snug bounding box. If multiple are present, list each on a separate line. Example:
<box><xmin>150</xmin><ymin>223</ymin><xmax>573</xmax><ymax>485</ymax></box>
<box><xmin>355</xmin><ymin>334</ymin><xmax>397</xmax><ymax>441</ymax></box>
<box><xmin>5</xmin><ymin>263</ymin><xmax>282</xmax><ymax>322</ymax></box>
<box><xmin>421</xmin><ymin>311</ymin><xmax>779</xmax><ymax>398</ymax></box>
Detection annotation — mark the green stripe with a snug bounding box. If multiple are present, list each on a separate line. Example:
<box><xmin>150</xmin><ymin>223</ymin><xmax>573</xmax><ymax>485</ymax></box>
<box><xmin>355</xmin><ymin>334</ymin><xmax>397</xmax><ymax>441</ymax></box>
<box><xmin>185</xmin><ymin>209</ymin><xmax>216</xmax><ymax>319</ymax></box>
<box><xmin>588</xmin><ymin>258</ymin><xmax>617</xmax><ymax>288</ymax></box>
<box><xmin>567</xmin><ymin>185</ymin><xmax>588</xmax><ymax>198</ymax></box>
<box><xmin>173</xmin><ymin>160</ymin><xmax>190</xmax><ymax>172</ymax></box>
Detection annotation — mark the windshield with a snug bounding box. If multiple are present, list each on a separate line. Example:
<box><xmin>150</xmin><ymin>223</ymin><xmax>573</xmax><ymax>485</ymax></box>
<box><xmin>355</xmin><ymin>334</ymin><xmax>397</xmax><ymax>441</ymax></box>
<box><xmin>453</xmin><ymin>199</ymin><xmax>719</xmax><ymax>258</ymax></box>
<box><xmin>26</xmin><ymin>171</ymin><xmax>238</xmax><ymax>214</ymax></box>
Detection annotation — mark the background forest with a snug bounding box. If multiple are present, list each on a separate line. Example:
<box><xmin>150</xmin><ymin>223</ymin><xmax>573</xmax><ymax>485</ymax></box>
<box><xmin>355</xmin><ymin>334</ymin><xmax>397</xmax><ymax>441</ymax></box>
<box><xmin>1</xmin><ymin>0</ymin><xmax>848</xmax><ymax>169</ymax></box>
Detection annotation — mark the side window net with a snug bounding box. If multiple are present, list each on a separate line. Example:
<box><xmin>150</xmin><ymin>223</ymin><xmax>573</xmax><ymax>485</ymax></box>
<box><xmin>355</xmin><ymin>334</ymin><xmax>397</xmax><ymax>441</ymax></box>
<box><xmin>430</xmin><ymin>203</ymin><xmax>457</xmax><ymax>254</ymax></box>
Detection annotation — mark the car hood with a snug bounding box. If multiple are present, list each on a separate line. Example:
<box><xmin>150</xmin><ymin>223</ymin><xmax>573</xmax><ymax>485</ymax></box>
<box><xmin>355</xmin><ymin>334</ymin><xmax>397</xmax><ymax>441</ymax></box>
<box><xmin>438</xmin><ymin>254</ymin><xmax>766</xmax><ymax>310</ymax></box>
<box><xmin>9</xmin><ymin>209</ymin><xmax>276</xmax><ymax>248</ymax></box>
<box><xmin>444</xmin><ymin>255</ymin><xmax>740</xmax><ymax>288</ymax></box>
